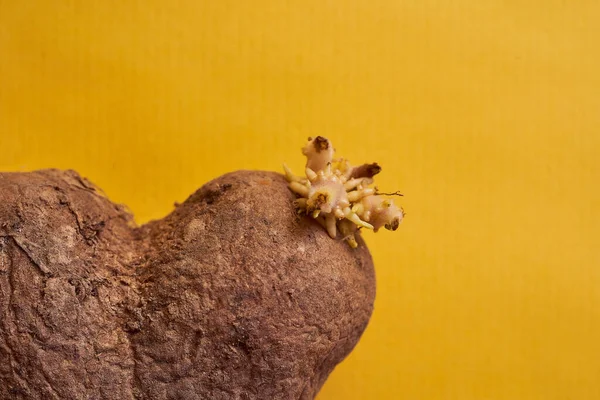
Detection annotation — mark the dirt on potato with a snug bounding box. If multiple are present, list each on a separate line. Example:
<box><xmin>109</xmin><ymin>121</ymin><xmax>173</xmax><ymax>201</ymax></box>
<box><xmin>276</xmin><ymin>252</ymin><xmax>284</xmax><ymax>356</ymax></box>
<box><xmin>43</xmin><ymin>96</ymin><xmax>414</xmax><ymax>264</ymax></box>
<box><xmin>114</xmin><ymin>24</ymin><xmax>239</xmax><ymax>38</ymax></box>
<box><xmin>0</xmin><ymin>169</ymin><xmax>375</xmax><ymax>400</ymax></box>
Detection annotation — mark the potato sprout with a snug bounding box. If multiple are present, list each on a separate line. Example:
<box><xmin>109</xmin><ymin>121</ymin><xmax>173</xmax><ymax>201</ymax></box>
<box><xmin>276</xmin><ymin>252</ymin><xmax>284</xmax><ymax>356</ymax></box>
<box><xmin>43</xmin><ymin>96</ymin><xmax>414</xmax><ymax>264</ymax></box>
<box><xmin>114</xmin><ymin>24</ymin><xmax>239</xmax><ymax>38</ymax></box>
<box><xmin>284</xmin><ymin>136</ymin><xmax>404</xmax><ymax>248</ymax></box>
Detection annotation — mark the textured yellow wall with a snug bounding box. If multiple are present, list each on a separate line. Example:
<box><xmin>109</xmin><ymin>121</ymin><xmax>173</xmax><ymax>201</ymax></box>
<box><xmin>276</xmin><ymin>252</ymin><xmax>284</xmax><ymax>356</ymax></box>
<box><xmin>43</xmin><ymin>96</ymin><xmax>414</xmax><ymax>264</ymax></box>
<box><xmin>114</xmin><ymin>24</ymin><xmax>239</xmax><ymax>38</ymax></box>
<box><xmin>2</xmin><ymin>1</ymin><xmax>600</xmax><ymax>399</ymax></box>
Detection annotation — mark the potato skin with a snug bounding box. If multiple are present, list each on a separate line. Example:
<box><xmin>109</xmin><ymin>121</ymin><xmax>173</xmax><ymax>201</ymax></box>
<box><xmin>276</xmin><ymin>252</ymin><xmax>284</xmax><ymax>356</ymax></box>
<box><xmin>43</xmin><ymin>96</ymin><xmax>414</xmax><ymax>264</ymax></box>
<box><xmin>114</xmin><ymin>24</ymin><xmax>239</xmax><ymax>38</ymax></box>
<box><xmin>0</xmin><ymin>169</ymin><xmax>375</xmax><ymax>399</ymax></box>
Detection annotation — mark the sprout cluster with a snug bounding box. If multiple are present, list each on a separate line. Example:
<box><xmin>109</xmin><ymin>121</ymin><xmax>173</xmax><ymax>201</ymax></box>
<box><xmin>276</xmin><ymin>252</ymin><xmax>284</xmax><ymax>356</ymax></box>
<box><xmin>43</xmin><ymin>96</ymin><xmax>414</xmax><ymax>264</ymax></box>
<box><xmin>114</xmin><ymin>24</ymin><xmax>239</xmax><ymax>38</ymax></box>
<box><xmin>283</xmin><ymin>136</ymin><xmax>404</xmax><ymax>248</ymax></box>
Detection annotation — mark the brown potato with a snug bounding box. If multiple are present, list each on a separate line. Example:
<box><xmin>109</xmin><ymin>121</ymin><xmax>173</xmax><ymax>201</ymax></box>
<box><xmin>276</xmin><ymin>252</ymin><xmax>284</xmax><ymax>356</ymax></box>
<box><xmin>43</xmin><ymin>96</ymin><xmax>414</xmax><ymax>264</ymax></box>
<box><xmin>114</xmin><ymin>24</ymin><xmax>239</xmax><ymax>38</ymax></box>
<box><xmin>0</xmin><ymin>169</ymin><xmax>375</xmax><ymax>399</ymax></box>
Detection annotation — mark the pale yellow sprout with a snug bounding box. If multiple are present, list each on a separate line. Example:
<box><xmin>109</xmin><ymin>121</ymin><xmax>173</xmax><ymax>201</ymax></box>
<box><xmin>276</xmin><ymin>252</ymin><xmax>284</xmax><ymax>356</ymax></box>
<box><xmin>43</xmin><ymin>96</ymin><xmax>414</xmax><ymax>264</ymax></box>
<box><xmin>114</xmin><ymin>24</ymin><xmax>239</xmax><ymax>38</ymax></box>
<box><xmin>302</xmin><ymin>136</ymin><xmax>334</xmax><ymax>172</ymax></box>
<box><xmin>338</xmin><ymin>219</ymin><xmax>359</xmax><ymax>248</ymax></box>
<box><xmin>355</xmin><ymin>196</ymin><xmax>404</xmax><ymax>232</ymax></box>
<box><xmin>284</xmin><ymin>136</ymin><xmax>404</xmax><ymax>247</ymax></box>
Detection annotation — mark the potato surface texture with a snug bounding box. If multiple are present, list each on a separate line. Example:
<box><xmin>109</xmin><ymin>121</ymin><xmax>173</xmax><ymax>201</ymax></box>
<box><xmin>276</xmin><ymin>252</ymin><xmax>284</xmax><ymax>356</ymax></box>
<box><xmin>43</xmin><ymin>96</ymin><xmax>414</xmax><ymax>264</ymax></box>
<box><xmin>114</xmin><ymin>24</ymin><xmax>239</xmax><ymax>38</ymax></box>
<box><xmin>0</xmin><ymin>169</ymin><xmax>375</xmax><ymax>399</ymax></box>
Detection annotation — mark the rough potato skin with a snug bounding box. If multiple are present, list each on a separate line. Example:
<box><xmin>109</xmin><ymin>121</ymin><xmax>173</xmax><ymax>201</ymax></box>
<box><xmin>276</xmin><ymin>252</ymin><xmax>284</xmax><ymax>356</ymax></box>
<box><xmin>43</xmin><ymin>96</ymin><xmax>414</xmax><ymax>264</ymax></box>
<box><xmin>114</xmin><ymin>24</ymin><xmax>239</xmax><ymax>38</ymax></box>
<box><xmin>0</xmin><ymin>169</ymin><xmax>376</xmax><ymax>399</ymax></box>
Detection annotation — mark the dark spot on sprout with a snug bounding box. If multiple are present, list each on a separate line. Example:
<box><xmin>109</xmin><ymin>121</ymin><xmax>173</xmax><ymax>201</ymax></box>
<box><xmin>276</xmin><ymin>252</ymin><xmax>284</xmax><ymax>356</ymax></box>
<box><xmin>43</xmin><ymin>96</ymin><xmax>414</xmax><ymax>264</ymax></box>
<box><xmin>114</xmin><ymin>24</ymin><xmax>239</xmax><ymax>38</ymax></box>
<box><xmin>385</xmin><ymin>217</ymin><xmax>400</xmax><ymax>231</ymax></box>
<box><xmin>315</xmin><ymin>192</ymin><xmax>329</xmax><ymax>206</ymax></box>
<box><xmin>313</xmin><ymin>136</ymin><xmax>329</xmax><ymax>152</ymax></box>
<box><xmin>307</xmin><ymin>192</ymin><xmax>330</xmax><ymax>214</ymax></box>
<box><xmin>367</xmin><ymin>163</ymin><xmax>381</xmax><ymax>176</ymax></box>
<box><xmin>349</xmin><ymin>162</ymin><xmax>382</xmax><ymax>179</ymax></box>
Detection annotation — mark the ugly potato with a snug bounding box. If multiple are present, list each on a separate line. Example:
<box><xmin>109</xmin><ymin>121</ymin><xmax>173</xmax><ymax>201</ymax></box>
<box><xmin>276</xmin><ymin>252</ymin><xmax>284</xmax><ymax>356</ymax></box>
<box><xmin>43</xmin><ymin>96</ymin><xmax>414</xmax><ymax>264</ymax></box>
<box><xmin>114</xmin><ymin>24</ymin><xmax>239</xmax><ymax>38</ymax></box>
<box><xmin>0</xmin><ymin>168</ymin><xmax>375</xmax><ymax>400</ymax></box>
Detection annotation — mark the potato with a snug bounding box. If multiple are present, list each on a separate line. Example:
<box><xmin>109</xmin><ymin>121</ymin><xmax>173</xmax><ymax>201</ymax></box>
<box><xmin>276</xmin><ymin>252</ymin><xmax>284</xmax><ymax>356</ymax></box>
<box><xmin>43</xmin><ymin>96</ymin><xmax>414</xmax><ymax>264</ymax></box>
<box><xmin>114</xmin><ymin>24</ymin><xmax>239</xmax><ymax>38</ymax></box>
<box><xmin>0</xmin><ymin>168</ymin><xmax>375</xmax><ymax>399</ymax></box>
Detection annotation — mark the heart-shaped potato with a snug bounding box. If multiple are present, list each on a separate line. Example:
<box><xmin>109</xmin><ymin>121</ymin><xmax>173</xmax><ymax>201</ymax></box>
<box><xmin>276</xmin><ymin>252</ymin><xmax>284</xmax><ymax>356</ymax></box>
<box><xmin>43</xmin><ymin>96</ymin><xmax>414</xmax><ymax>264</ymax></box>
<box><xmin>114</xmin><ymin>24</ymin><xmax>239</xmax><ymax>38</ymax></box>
<box><xmin>0</xmin><ymin>169</ymin><xmax>375</xmax><ymax>399</ymax></box>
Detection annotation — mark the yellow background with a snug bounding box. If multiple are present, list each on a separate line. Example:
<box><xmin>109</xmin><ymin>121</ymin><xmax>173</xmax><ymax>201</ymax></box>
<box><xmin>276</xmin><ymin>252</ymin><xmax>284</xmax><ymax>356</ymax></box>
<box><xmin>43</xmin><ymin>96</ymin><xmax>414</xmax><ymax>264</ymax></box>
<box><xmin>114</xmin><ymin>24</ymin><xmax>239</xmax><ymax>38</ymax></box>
<box><xmin>1</xmin><ymin>1</ymin><xmax>599</xmax><ymax>399</ymax></box>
